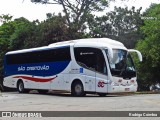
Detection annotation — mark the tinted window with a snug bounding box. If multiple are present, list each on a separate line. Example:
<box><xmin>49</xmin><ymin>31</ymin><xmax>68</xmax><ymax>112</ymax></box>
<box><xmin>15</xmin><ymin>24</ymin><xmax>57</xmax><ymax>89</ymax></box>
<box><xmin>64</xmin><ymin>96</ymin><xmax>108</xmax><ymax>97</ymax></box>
<box><xmin>74</xmin><ymin>47</ymin><xmax>107</xmax><ymax>75</ymax></box>
<box><xmin>6</xmin><ymin>47</ymin><xmax>71</xmax><ymax>65</ymax></box>
<box><xmin>74</xmin><ymin>47</ymin><xmax>97</xmax><ymax>71</ymax></box>
<box><xmin>97</xmin><ymin>50</ymin><xmax>107</xmax><ymax>74</ymax></box>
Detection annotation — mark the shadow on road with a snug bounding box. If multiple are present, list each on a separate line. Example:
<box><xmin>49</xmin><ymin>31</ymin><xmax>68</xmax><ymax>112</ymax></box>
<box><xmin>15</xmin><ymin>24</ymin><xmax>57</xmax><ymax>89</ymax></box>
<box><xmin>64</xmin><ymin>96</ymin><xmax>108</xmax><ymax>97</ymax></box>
<box><xmin>2</xmin><ymin>90</ymin><xmax>136</xmax><ymax>98</ymax></box>
<box><xmin>28</xmin><ymin>90</ymin><xmax>135</xmax><ymax>98</ymax></box>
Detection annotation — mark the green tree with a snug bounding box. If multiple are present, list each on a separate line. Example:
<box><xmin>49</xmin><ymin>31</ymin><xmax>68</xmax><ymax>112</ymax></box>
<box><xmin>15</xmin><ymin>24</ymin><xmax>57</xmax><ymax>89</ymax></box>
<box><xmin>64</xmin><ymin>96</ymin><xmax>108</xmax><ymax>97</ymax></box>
<box><xmin>136</xmin><ymin>4</ymin><xmax>160</xmax><ymax>89</ymax></box>
<box><xmin>9</xmin><ymin>17</ymin><xmax>38</xmax><ymax>50</ymax></box>
<box><xmin>0</xmin><ymin>15</ymin><xmax>14</xmax><ymax>88</ymax></box>
<box><xmin>31</xmin><ymin>0</ymin><xmax>108</xmax><ymax>39</ymax></box>
<box><xmin>88</xmin><ymin>6</ymin><xmax>143</xmax><ymax>48</ymax></box>
<box><xmin>36</xmin><ymin>13</ymin><xmax>70</xmax><ymax>46</ymax></box>
<box><xmin>0</xmin><ymin>15</ymin><xmax>14</xmax><ymax>67</ymax></box>
<box><xmin>0</xmin><ymin>14</ymin><xmax>13</xmax><ymax>23</ymax></box>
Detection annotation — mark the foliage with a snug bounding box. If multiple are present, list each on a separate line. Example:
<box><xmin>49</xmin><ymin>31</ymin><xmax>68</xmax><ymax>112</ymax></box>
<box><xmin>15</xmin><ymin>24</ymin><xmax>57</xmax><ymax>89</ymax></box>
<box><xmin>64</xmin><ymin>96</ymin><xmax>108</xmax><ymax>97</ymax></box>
<box><xmin>88</xmin><ymin>6</ymin><xmax>143</xmax><ymax>48</ymax></box>
<box><xmin>35</xmin><ymin>13</ymin><xmax>68</xmax><ymax>46</ymax></box>
<box><xmin>0</xmin><ymin>14</ymin><xmax>13</xmax><ymax>23</ymax></box>
<box><xmin>31</xmin><ymin>0</ymin><xmax>109</xmax><ymax>39</ymax></box>
<box><xmin>135</xmin><ymin>4</ymin><xmax>160</xmax><ymax>88</ymax></box>
<box><xmin>0</xmin><ymin>15</ymin><xmax>14</xmax><ymax>73</ymax></box>
<box><xmin>9</xmin><ymin>17</ymin><xmax>38</xmax><ymax>50</ymax></box>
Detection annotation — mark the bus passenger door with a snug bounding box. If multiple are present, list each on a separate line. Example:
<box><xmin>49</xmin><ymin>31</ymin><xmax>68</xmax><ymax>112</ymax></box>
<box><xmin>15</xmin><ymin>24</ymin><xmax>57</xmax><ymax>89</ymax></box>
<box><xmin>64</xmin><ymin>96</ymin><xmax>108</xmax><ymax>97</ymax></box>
<box><xmin>73</xmin><ymin>47</ymin><xmax>97</xmax><ymax>92</ymax></box>
<box><xmin>96</xmin><ymin>50</ymin><xmax>108</xmax><ymax>93</ymax></box>
<box><xmin>85</xmin><ymin>69</ymin><xmax>96</xmax><ymax>92</ymax></box>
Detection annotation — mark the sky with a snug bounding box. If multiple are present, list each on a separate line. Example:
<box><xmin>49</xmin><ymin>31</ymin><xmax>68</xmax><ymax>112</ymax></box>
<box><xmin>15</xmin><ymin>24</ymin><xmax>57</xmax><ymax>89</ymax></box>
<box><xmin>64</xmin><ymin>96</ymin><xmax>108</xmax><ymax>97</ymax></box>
<box><xmin>0</xmin><ymin>0</ymin><xmax>160</xmax><ymax>23</ymax></box>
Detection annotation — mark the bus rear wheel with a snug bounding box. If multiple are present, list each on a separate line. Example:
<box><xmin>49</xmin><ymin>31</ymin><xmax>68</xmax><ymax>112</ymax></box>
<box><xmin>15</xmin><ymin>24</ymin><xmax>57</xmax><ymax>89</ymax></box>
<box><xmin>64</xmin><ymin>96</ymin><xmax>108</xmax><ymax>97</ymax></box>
<box><xmin>17</xmin><ymin>81</ymin><xmax>29</xmax><ymax>93</ymax></box>
<box><xmin>71</xmin><ymin>81</ymin><xmax>85</xmax><ymax>97</ymax></box>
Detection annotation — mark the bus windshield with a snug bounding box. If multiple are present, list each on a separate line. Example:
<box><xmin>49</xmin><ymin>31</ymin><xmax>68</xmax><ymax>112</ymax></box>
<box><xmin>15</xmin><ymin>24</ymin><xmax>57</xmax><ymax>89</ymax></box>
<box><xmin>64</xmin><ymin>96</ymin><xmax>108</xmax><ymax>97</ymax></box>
<box><xmin>105</xmin><ymin>49</ymin><xmax>136</xmax><ymax>78</ymax></box>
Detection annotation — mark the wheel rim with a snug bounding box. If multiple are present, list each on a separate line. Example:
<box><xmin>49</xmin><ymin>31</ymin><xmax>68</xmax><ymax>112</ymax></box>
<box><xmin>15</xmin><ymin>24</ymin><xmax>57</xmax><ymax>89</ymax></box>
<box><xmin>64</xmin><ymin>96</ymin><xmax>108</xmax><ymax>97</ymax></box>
<box><xmin>19</xmin><ymin>82</ymin><xmax>23</xmax><ymax>92</ymax></box>
<box><xmin>75</xmin><ymin>84</ymin><xmax>82</xmax><ymax>94</ymax></box>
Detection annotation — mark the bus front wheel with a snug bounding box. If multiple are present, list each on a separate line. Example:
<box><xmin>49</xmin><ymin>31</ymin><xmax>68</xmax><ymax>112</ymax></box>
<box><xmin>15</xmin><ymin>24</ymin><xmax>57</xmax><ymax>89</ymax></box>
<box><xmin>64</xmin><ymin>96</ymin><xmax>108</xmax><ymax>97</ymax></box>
<box><xmin>71</xmin><ymin>81</ymin><xmax>85</xmax><ymax>97</ymax></box>
<box><xmin>17</xmin><ymin>81</ymin><xmax>29</xmax><ymax>93</ymax></box>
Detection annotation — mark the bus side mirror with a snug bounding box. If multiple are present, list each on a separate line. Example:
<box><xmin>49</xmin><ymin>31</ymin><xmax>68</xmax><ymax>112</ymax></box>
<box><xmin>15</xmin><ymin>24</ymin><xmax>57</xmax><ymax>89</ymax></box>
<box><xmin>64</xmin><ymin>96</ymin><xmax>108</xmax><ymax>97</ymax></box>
<box><xmin>128</xmin><ymin>49</ymin><xmax>143</xmax><ymax>62</ymax></box>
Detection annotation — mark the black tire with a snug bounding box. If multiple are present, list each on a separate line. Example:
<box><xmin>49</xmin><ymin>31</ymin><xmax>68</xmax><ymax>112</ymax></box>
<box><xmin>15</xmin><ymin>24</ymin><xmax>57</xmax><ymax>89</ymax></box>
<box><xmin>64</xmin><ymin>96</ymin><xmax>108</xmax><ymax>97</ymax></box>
<box><xmin>71</xmin><ymin>81</ymin><xmax>85</xmax><ymax>97</ymax></box>
<box><xmin>98</xmin><ymin>93</ymin><xmax>107</xmax><ymax>97</ymax></box>
<box><xmin>0</xmin><ymin>84</ymin><xmax>3</xmax><ymax>91</ymax></box>
<box><xmin>17</xmin><ymin>81</ymin><xmax>29</xmax><ymax>93</ymax></box>
<box><xmin>38</xmin><ymin>90</ymin><xmax>48</xmax><ymax>94</ymax></box>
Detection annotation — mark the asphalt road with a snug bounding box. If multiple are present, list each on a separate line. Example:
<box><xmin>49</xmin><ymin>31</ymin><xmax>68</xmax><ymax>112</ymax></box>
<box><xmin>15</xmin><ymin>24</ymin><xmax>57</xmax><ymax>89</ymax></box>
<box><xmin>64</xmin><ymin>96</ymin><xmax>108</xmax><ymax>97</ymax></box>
<box><xmin>0</xmin><ymin>91</ymin><xmax>160</xmax><ymax>120</ymax></box>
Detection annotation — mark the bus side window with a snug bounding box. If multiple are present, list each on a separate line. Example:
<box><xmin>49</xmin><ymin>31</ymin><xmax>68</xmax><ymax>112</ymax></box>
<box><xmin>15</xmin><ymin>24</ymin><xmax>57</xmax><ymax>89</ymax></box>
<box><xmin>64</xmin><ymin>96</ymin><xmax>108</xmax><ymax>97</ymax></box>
<box><xmin>74</xmin><ymin>47</ymin><xmax>97</xmax><ymax>71</ymax></box>
<box><xmin>96</xmin><ymin>50</ymin><xmax>107</xmax><ymax>75</ymax></box>
<box><xmin>6</xmin><ymin>47</ymin><xmax>71</xmax><ymax>65</ymax></box>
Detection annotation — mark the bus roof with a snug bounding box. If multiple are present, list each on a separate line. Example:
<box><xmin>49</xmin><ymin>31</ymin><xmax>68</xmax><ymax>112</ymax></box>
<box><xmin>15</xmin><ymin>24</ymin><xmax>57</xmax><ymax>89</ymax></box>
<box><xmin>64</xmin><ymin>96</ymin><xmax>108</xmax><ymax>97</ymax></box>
<box><xmin>49</xmin><ymin>38</ymin><xmax>126</xmax><ymax>48</ymax></box>
<box><xmin>6</xmin><ymin>38</ymin><xmax>126</xmax><ymax>55</ymax></box>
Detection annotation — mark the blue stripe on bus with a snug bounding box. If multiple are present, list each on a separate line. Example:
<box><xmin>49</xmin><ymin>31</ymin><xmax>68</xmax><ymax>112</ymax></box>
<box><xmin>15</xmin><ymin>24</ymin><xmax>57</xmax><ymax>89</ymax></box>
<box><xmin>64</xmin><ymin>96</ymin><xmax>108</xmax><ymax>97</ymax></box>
<box><xmin>4</xmin><ymin>61</ymin><xmax>70</xmax><ymax>77</ymax></box>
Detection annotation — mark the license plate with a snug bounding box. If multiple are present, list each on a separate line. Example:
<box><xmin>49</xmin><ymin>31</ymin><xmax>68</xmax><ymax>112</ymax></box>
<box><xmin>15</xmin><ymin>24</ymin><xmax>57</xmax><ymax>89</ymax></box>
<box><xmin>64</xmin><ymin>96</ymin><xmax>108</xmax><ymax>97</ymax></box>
<box><xmin>125</xmin><ymin>88</ymin><xmax>130</xmax><ymax>91</ymax></box>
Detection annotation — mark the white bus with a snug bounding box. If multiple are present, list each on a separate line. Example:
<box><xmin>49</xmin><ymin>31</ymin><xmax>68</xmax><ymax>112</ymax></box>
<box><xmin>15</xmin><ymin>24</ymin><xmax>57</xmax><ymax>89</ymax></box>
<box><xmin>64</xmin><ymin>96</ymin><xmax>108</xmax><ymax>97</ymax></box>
<box><xmin>3</xmin><ymin>38</ymin><xmax>142</xmax><ymax>96</ymax></box>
